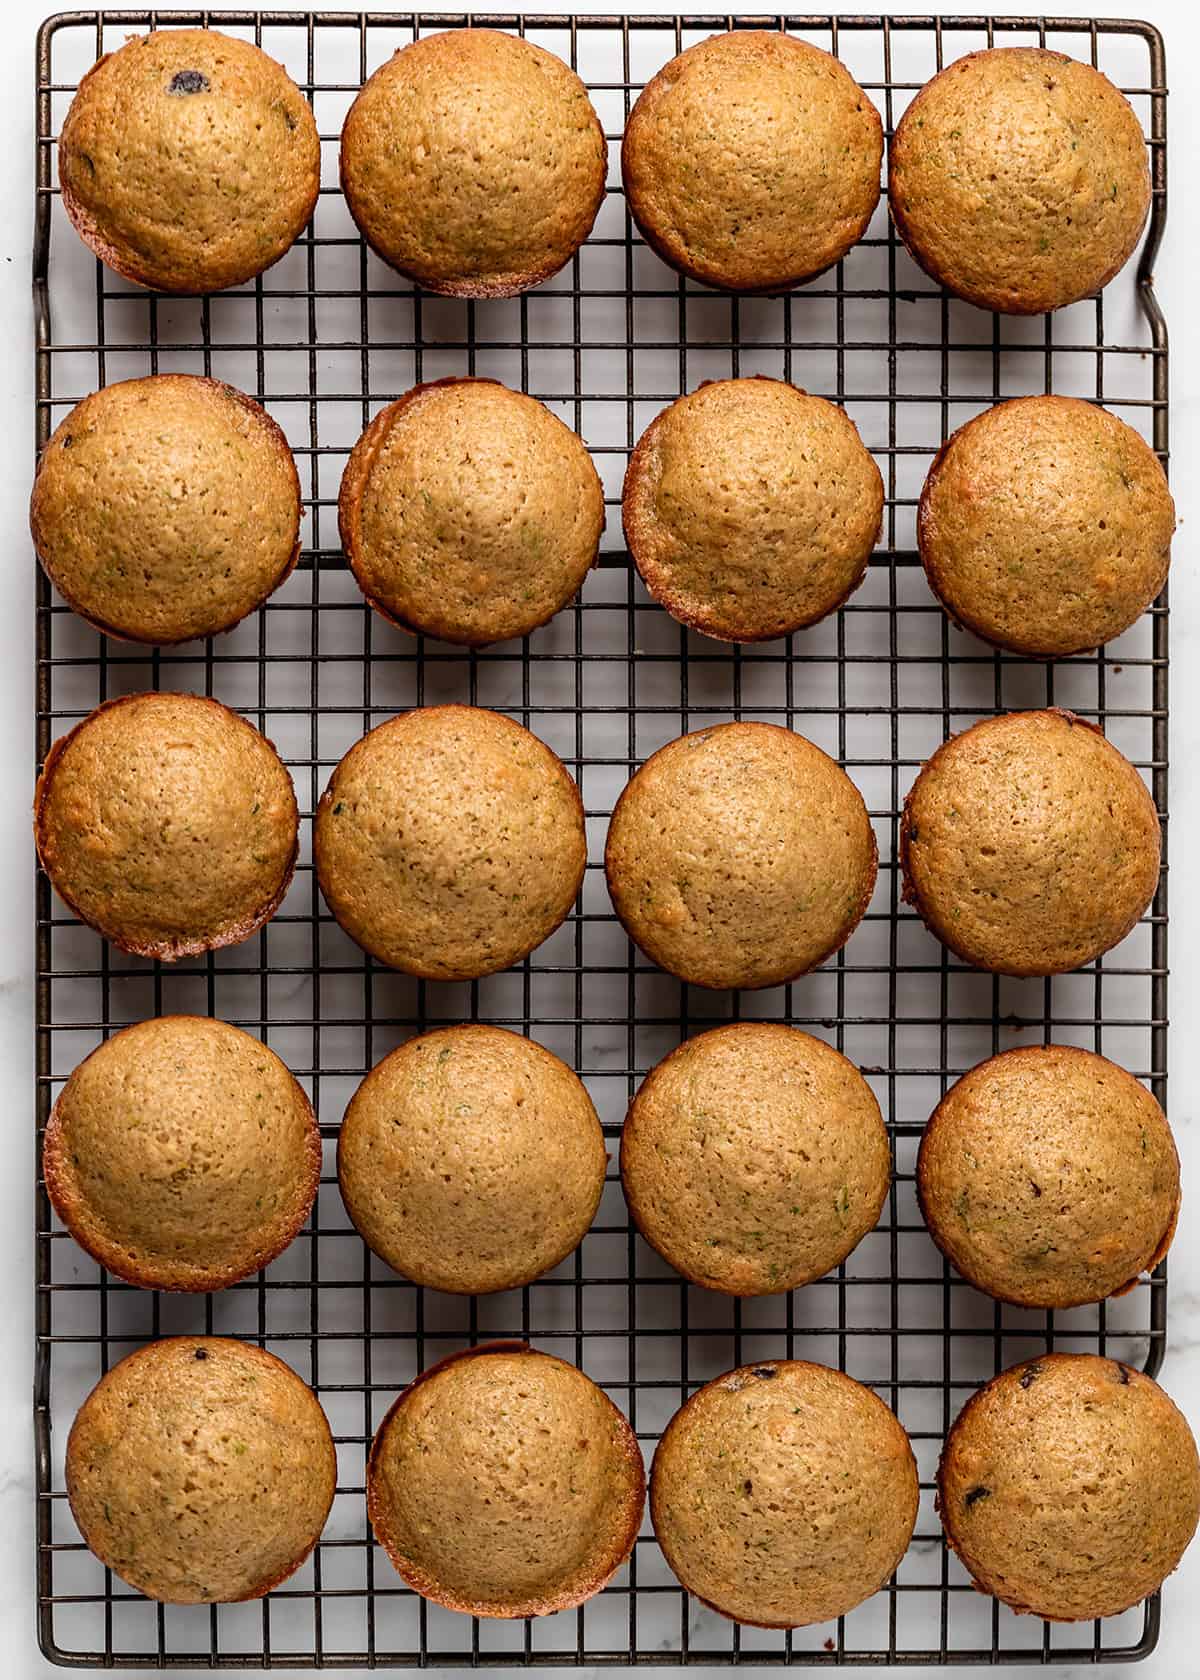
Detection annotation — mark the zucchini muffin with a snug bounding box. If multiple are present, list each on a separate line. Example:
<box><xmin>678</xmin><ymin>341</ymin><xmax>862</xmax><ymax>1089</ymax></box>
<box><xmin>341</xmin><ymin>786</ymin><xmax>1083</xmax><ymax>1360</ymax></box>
<box><xmin>314</xmin><ymin>705</ymin><xmax>585</xmax><ymax>980</ymax></box>
<box><xmin>918</xmin><ymin>1045</ymin><xmax>1179</xmax><ymax>1310</ymax></box>
<box><xmin>623</xmin><ymin>378</ymin><xmax>883</xmax><ymax>643</ymax></box>
<box><xmin>622</xmin><ymin>32</ymin><xmax>882</xmax><ymax>292</ymax></box>
<box><xmin>939</xmin><ymin>1354</ymin><xmax>1200</xmax><ymax>1621</ymax></box>
<box><xmin>622</xmin><ymin>1024</ymin><xmax>889</xmax><ymax>1295</ymax></box>
<box><xmin>31</xmin><ymin>375</ymin><xmax>301</xmax><ymax>644</ymax></box>
<box><xmin>889</xmin><ymin>48</ymin><xmax>1150</xmax><ymax>315</ymax></box>
<box><xmin>919</xmin><ymin>396</ymin><xmax>1174</xmax><ymax>658</ymax></box>
<box><xmin>59</xmin><ymin>30</ymin><xmax>320</xmax><ymax>293</ymax></box>
<box><xmin>66</xmin><ymin>1337</ymin><xmax>336</xmax><ymax>1604</ymax></box>
<box><xmin>35</xmin><ymin>692</ymin><xmax>298</xmax><ymax>961</ymax></box>
<box><xmin>367</xmin><ymin>1344</ymin><xmax>645</xmax><ymax>1617</ymax></box>
<box><xmin>900</xmin><ymin>709</ymin><xmax>1159</xmax><ymax>976</ymax></box>
<box><xmin>340</xmin><ymin>30</ymin><xmax>606</xmax><ymax>298</ymax></box>
<box><xmin>651</xmin><ymin>1361</ymin><xmax>918</xmax><ymax>1626</ymax></box>
<box><xmin>338</xmin><ymin>1025</ymin><xmax>606</xmax><ymax>1294</ymax></box>
<box><xmin>339</xmin><ymin>379</ymin><xmax>603</xmax><ymax>645</ymax></box>
<box><xmin>44</xmin><ymin>1016</ymin><xmax>320</xmax><ymax>1293</ymax></box>
<box><xmin>605</xmin><ymin>722</ymin><xmax>877</xmax><ymax>990</ymax></box>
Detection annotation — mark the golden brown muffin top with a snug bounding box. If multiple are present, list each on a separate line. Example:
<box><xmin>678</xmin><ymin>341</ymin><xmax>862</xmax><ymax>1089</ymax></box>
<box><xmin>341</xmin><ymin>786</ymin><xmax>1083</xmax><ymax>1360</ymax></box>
<box><xmin>314</xmin><ymin>705</ymin><xmax>585</xmax><ymax>981</ymax></box>
<box><xmin>919</xmin><ymin>396</ymin><xmax>1173</xmax><ymax>658</ymax></box>
<box><xmin>901</xmin><ymin>709</ymin><xmax>1160</xmax><ymax>976</ymax></box>
<box><xmin>890</xmin><ymin>48</ymin><xmax>1150</xmax><ymax>314</ymax></box>
<box><xmin>651</xmin><ymin>1360</ymin><xmax>918</xmax><ymax>1627</ymax></box>
<box><xmin>605</xmin><ymin>722</ymin><xmax>877</xmax><ymax>990</ymax></box>
<box><xmin>622</xmin><ymin>1023</ymin><xmax>889</xmax><ymax>1295</ymax></box>
<box><xmin>338</xmin><ymin>1024</ymin><xmax>606</xmax><ymax>1294</ymax></box>
<box><xmin>44</xmin><ymin>1016</ymin><xmax>320</xmax><ymax>1293</ymax></box>
<box><xmin>31</xmin><ymin>376</ymin><xmax>301</xmax><ymax>645</ymax></box>
<box><xmin>35</xmin><ymin>692</ymin><xmax>298</xmax><ymax>961</ymax></box>
<box><xmin>66</xmin><ymin>1337</ymin><xmax>336</xmax><ymax>1604</ymax></box>
<box><xmin>938</xmin><ymin>1354</ymin><xmax>1200</xmax><ymax>1621</ymax></box>
<box><xmin>622</xmin><ymin>31</ymin><xmax>882</xmax><ymax>292</ymax></box>
<box><xmin>367</xmin><ymin>1345</ymin><xmax>645</xmax><ymax>1617</ymax></box>
<box><xmin>624</xmin><ymin>378</ymin><xmax>882</xmax><ymax>642</ymax></box>
<box><xmin>340</xmin><ymin>30</ymin><xmax>606</xmax><ymax>298</ymax></box>
<box><xmin>59</xmin><ymin>30</ymin><xmax>320</xmax><ymax>293</ymax></box>
<box><xmin>339</xmin><ymin>379</ymin><xmax>603</xmax><ymax>646</ymax></box>
<box><xmin>918</xmin><ymin>1045</ymin><xmax>1178</xmax><ymax>1309</ymax></box>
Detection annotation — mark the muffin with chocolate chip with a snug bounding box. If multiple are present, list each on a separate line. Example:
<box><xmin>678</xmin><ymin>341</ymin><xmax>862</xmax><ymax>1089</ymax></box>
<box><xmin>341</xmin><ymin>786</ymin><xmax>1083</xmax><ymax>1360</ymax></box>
<box><xmin>623</xmin><ymin>378</ymin><xmax>883</xmax><ymax>642</ymax></box>
<box><xmin>623</xmin><ymin>31</ymin><xmax>882</xmax><ymax>291</ymax></box>
<box><xmin>890</xmin><ymin>48</ymin><xmax>1150</xmax><ymax>314</ymax></box>
<box><xmin>66</xmin><ymin>1337</ymin><xmax>336</xmax><ymax>1603</ymax></box>
<box><xmin>59</xmin><ymin>29</ymin><xmax>320</xmax><ymax>292</ymax></box>
<box><xmin>651</xmin><ymin>1360</ymin><xmax>918</xmax><ymax>1626</ymax></box>
<box><xmin>367</xmin><ymin>1344</ymin><xmax>645</xmax><ymax>1617</ymax></box>
<box><xmin>900</xmin><ymin>708</ymin><xmax>1159</xmax><ymax>976</ymax></box>
<box><xmin>939</xmin><ymin>1354</ymin><xmax>1199</xmax><ymax>1620</ymax></box>
<box><xmin>35</xmin><ymin>691</ymin><xmax>298</xmax><ymax>960</ymax></box>
<box><xmin>32</xmin><ymin>376</ymin><xmax>301</xmax><ymax>644</ymax></box>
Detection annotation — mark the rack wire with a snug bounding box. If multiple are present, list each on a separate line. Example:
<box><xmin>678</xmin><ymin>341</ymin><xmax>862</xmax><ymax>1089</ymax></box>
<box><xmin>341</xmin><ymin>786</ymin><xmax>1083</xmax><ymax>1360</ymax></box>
<box><xmin>33</xmin><ymin>9</ymin><xmax>1170</xmax><ymax>1669</ymax></box>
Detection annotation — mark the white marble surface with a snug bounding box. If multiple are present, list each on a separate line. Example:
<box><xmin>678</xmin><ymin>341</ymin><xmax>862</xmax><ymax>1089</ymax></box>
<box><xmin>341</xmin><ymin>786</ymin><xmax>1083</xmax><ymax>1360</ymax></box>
<box><xmin>4</xmin><ymin>0</ymin><xmax>1200</xmax><ymax>1673</ymax></box>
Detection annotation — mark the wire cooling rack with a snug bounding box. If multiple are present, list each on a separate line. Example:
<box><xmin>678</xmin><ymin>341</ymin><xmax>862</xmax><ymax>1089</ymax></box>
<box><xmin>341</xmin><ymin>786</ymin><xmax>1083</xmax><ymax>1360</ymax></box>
<box><xmin>33</xmin><ymin>9</ymin><xmax>1170</xmax><ymax>1669</ymax></box>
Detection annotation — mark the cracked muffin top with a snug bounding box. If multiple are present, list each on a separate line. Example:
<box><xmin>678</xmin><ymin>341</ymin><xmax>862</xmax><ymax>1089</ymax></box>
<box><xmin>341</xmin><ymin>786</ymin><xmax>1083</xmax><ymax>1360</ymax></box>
<box><xmin>889</xmin><ymin>48</ymin><xmax>1150</xmax><ymax>314</ymax></box>
<box><xmin>59</xmin><ymin>29</ymin><xmax>319</xmax><ymax>293</ymax></box>
<box><xmin>939</xmin><ymin>1354</ymin><xmax>1199</xmax><ymax>1621</ymax></box>
<box><xmin>340</xmin><ymin>29</ymin><xmax>606</xmax><ymax>297</ymax></box>
<box><xmin>622</xmin><ymin>31</ymin><xmax>882</xmax><ymax>292</ymax></box>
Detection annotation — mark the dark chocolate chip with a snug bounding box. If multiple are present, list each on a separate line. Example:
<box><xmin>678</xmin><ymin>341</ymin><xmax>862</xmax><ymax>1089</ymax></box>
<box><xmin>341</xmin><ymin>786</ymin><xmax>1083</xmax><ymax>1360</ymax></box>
<box><xmin>194</xmin><ymin>1347</ymin><xmax>208</xmax><ymax>1360</ymax></box>
<box><xmin>1029</xmin><ymin>1180</ymin><xmax>1042</xmax><ymax>1198</ymax></box>
<box><xmin>1115</xmin><ymin>1361</ymin><xmax>1132</xmax><ymax>1385</ymax></box>
<box><xmin>168</xmin><ymin>70</ymin><xmax>210</xmax><ymax>96</ymax></box>
<box><xmin>964</xmin><ymin>1486</ymin><xmax>991</xmax><ymax>1509</ymax></box>
<box><xmin>61</xmin><ymin>434</ymin><xmax>73</xmax><ymax>448</ymax></box>
<box><xmin>1019</xmin><ymin>1362</ymin><xmax>1042</xmax><ymax>1389</ymax></box>
<box><xmin>751</xmin><ymin>1366</ymin><xmax>777</xmax><ymax>1379</ymax></box>
<box><xmin>743</xmin><ymin>1479</ymin><xmax>753</xmax><ymax>1495</ymax></box>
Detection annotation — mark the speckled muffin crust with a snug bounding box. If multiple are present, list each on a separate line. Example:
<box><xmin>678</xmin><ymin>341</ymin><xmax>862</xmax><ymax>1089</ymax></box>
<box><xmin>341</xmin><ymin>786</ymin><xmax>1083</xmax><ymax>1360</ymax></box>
<box><xmin>314</xmin><ymin>705</ymin><xmax>585</xmax><ymax>980</ymax></box>
<box><xmin>367</xmin><ymin>1344</ymin><xmax>645</xmax><ymax>1617</ymax></box>
<box><xmin>919</xmin><ymin>396</ymin><xmax>1174</xmax><ymax>658</ymax></box>
<box><xmin>624</xmin><ymin>378</ymin><xmax>882</xmax><ymax>642</ymax></box>
<box><xmin>900</xmin><ymin>709</ymin><xmax>1159</xmax><ymax>976</ymax></box>
<box><xmin>622</xmin><ymin>32</ymin><xmax>882</xmax><ymax>292</ymax></box>
<box><xmin>340</xmin><ymin>30</ymin><xmax>606</xmax><ymax>298</ymax></box>
<box><xmin>938</xmin><ymin>1354</ymin><xmax>1200</xmax><ymax>1621</ymax></box>
<box><xmin>889</xmin><ymin>48</ymin><xmax>1150</xmax><ymax>314</ymax></box>
<box><xmin>621</xmin><ymin>1024</ymin><xmax>889</xmax><ymax>1295</ymax></box>
<box><xmin>605</xmin><ymin>722</ymin><xmax>877</xmax><ymax>991</ymax></box>
<box><xmin>651</xmin><ymin>1361</ymin><xmax>918</xmax><ymax>1627</ymax></box>
<box><xmin>339</xmin><ymin>379</ymin><xmax>603</xmax><ymax>646</ymax></box>
<box><xmin>35</xmin><ymin>691</ymin><xmax>298</xmax><ymax>961</ymax></box>
<box><xmin>918</xmin><ymin>1046</ymin><xmax>1179</xmax><ymax>1309</ymax></box>
<box><xmin>338</xmin><ymin>1025</ymin><xmax>606</xmax><ymax>1294</ymax></box>
<box><xmin>66</xmin><ymin>1337</ymin><xmax>336</xmax><ymax>1604</ymax></box>
<box><xmin>59</xmin><ymin>30</ymin><xmax>320</xmax><ymax>294</ymax></box>
<box><xmin>31</xmin><ymin>376</ymin><xmax>301</xmax><ymax>645</ymax></box>
<box><xmin>44</xmin><ymin>1016</ymin><xmax>320</xmax><ymax>1293</ymax></box>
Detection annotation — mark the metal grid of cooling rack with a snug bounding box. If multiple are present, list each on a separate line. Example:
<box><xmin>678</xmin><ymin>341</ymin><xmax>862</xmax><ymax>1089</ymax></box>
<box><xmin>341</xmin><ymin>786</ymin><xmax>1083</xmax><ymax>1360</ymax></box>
<box><xmin>33</xmin><ymin>9</ymin><xmax>1170</xmax><ymax>1669</ymax></box>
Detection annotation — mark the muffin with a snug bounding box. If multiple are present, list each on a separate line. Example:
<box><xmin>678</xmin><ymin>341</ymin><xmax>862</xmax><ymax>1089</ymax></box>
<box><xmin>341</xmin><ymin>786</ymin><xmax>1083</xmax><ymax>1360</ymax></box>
<box><xmin>314</xmin><ymin>705</ymin><xmax>585</xmax><ymax>980</ymax></box>
<box><xmin>919</xmin><ymin>396</ymin><xmax>1174</xmax><ymax>658</ymax></box>
<box><xmin>31</xmin><ymin>376</ymin><xmax>301</xmax><ymax>644</ymax></box>
<box><xmin>338</xmin><ymin>1025</ymin><xmax>606</xmax><ymax>1293</ymax></box>
<box><xmin>605</xmin><ymin>722</ymin><xmax>876</xmax><ymax>990</ymax></box>
<box><xmin>340</xmin><ymin>30</ymin><xmax>606</xmax><ymax>297</ymax></box>
<box><xmin>44</xmin><ymin>1016</ymin><xmax>320</xmax><ymax>1292</ymax></box>
<box><xmin>900</xmin><ymin>708</ymin><xmax>1159</xmax><ymax>976</ymax></box>
<box><xmin>622</xmin><ymin>32</ymin><xmax>882</xmax><ymax>292</ymax></box>
<box><xmin>651</xmin><ymin>1360</ymin><xmax>918</xmax><ymax>1626</ymax></box>
<box><xmin>59</xmin><ymin>30</ymin><xmax>320</xmax><ymax>293</ymax></box>
<box><xmin>35</xmin><ymin>692</ymin><xmax>298</xmax><ymax>960</ymax></box>
<box><xmin>367</xmin><ymin>1344</ymin><xmax>645</xmax><ymax>1617</ymax></box>
<box><xmin>918</xmin><ymin>1046</ymin><xmax>1179</xmax><ymax>1309</ymax></box>
<box><xmin>66</xmin><ymin>1337</ymin><xmax>336</xmax><ymax>1603</ymax></box>
<box><xmin>623</xmin><ymin>378</ymin><xmax>883</xmax><ymax>642</ymax></box>
<box><xmin>339</xmin><ymin>379</ymin><xmax>603</xmax><ymax>646</ymax></box>
<box><xmin>889</xmin><ymin>49</ymin><xmax>1151</xmax><ymax>314</ymax></box>
<box><xmin>622</xmin><ymin>1024</ymin><xmax>889</xmax><ymax>1295</ymax></box>
<box><xmin>939</xmin><ymin>1354</ymin><xmax>1200</xmax><ymax>1620</ymax></box>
